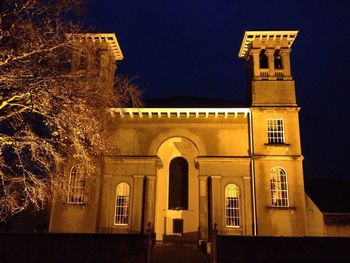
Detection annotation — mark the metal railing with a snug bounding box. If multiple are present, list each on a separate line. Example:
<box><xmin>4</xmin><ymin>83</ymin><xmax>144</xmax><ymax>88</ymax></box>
<box><xmin>259</xmin><ymin>68</ymin><xmax>284</xmax><ymax>80</ymax></box>
<box><xmin>260</xmin><ymin>69</ymin><xmax>269</xmax><ymax>79</ymax></box>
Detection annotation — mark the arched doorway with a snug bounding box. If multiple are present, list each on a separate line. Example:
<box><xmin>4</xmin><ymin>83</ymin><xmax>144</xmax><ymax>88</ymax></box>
<box><xmin>155</xmin><ymin>137</ymin><xmax>199</xmax><ymax>241</ymax></box>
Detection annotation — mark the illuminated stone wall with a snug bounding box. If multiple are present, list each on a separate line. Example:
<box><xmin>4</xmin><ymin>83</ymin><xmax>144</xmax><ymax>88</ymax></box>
<box><xmin>102</xmin><ymin>113</ymin><xmax>251</xmax><ymax>240</ymax></box>
<box><xmin>48</xmin><ymin>31</ymin><xmax>348</xmax><ymax>239</ymax></box>
<box><xmin>251</xmin><ymin>108</ymin><xmax>307</xmax><ymax>236</ymax></box>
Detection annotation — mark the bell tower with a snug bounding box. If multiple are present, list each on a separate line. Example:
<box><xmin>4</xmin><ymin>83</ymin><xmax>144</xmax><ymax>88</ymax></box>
<box><xmin>239</xmin><ymin>31</ymin><xmax>307</xmax><ymax>236</ymax></box>
<box><xmin>67</xmin><ymin>33</ymin><xmax>124</xmax><ymax>90</ymax></box>
<box><xmin>239</xmin><ymin>31</ymin><xmax>298</xmax><ymax>106</ymax></box>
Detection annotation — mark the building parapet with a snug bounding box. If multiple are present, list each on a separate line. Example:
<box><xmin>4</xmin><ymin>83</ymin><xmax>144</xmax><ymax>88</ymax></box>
<box><xmin>110</xmin><ymin>108</ymin><xmax>250</xmax><ymax>119</ymax></box>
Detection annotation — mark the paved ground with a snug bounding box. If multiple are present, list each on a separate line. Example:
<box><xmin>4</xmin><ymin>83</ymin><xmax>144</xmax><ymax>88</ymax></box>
<box><xmin>151</xmin><ymin>241</ymin><xmax>210</xmax><ymax>263</ymax></box>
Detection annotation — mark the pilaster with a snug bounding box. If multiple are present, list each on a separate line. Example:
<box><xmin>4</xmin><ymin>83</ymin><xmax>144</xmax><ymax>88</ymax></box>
<box><xmin>131</xmin><ymin>175</ymin><xmax>145</xmax><ymax>232</ymax></box>
<box><xmin>144</xmin><ymin>175</ymin><xmax>157</xmax><ymax>231</ymax></box>
<box><xmin>280</xmin><ymin>48</ymin><xmax>292</xmax><ymax>79</ymax></box>
<box><xmin>198</xmin><ymin>175</ymin><xmax>209</xmax><ymax>240</ymax></box>
<box><xmin>250</xmin><ymin>49</ymin><xmax>261</xmax><ymax>79</ymax></box>
<box><xmin>210</xmin><ymin>176</ymin><xmax>222</xmax><ymax>231</ymax></box>
<box><xmin>243</xmin><ymin>176</ymin><xmax>253</xmax><ymax>235</ymax></box>
<box><xmin>265</xmin><ymin>49</ymin><xmax>276</xmax><ymax>79</ymax></box>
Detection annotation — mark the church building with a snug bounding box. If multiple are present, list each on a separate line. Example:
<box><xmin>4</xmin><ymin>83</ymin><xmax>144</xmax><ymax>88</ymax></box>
<box><xmin>49</xmin><ymin>30</ymin><xmax>343</xmax><ymax>241</ymax></box>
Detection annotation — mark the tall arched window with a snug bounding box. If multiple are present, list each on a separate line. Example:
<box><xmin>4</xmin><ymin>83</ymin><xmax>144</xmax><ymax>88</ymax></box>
<box><xmin>67</xmin><ymin>165</ymin><xmax>86</xmax><ymax>204</ymax></box>
<box><xmin>115</xmin><ymin>183</ymin><xmax>130</xmax><ymax>225</ymax></box>
<box><xmin>169</xmin><ymin>157</ymin><xmax>188</xmax><ymax>210</ymax></box>
<box><xmin>225</xmin><ymin>184</ymin><xmax>240</xmax><ymax>227</ymax></box>
<box><xmin>270</xmin><ymin>167</ymin><xmax>289</xmax><ymax>207</ymax></box>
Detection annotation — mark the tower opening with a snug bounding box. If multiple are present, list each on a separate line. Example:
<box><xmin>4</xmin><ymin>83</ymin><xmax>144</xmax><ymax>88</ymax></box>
<box><xmin>274</xmin><ymin>50</ymin><xmax>283</xmax><ymax>69</ymax></box>
<box><xmin>259</xmin><ymin>49</ymin><xmax>268</xmax><ymax>69</ymax></box>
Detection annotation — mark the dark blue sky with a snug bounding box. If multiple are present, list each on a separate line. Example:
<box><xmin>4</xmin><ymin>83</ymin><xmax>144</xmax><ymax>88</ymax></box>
<box><xmin>86</xmin><ymin>0</ymin><xmax>350</xmax><ymax>179</ymax></box>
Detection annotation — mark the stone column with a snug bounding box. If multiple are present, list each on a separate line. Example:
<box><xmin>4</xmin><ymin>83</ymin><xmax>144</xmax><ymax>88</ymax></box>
<box><xmin>198</xmin><ymin>175</ymin><xmax>209</xmax><ymax>240</ymax></box>
<box><xmin>210</xmin><ymin>176</ymin><xmax>222</xmax><ymax>231</ymax></box>
<box><xmin>131</xmin><ymin>175</ymin><xmax>145</xmax><ymax>232</ymax></box>
<box><xmin>265</xmin><ymin>49</ymin><xmax>276</xmax><ymax>79</ymax></box>
<box><xmin>250</xmin><ymin>49</ymin><xmax>261</xmax><ymax>79</ymax></box>
<box><xmin>144</xmin><ymin>175</ymin><xmax>157</xmax><ymax>232</ymax></box>
<box><xmin>280</xmin><ymin>48</ymin><xmax>292</xmax><ymax>79</ymax></box>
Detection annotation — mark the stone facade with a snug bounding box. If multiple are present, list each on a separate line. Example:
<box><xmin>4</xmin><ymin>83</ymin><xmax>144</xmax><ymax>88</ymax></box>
<box><xmin>48</xmin><ymin>31</ymin><xmax>346</xmax><ymax>240</ymax></box>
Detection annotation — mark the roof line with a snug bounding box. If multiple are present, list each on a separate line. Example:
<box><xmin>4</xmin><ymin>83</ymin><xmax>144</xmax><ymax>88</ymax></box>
<box><xmin>110</xmin><ymin>108</ymin><xmax>250</xmax><ymax>119</ymax></box>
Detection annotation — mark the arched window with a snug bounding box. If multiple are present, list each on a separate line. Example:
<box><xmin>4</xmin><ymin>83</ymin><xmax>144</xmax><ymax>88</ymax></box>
<box><xmin>270</xmin><ymin>167</ymin><xmax>289</xmax><ymax>207</ymax></box>
<box><xmin>225</xmin><ymin>184</ymin><xmax>240</xmax><ymax>227</ymax></box>
<box><xmin>115</xmin><ymin>183</ymin><xmax>130</xmax><ymax>225</ymax></box>
<box><xmin>67</xmin><ymin>165</ymin><xmax>86</xmax><ymax>204</ymax></box>
<box><xmin>169</xmin><ymin>157</ymin><xmax>188</xmax><ymax>210</ymax></box>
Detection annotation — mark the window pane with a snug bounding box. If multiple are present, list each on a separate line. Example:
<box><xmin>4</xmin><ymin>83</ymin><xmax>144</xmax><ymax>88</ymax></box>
<box><xmin>115</xmin><ymin>183</ymin><xmax>130</xmax><ymax>225</ymax></box>
<box><xmin>225</xmin><ymin>184</ymin><xmax>240</xmax><ymax>227</ymax></box>
<box><xmin>267</xmin><ymin>119</ymin><xmax>285</xmax><ymax>144</ymax></box>
<box><xmin>68</xmin><ymin>165</ymin><xmax>86</xmax><ymax>204</ymax></box>
<box><xmin>271</xmin><ymin>167</ymin><xmax>289</xmax><ymax>207</ymax></box>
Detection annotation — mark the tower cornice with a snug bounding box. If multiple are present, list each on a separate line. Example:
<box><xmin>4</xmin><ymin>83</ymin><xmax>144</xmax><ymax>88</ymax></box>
<box><xmin>239</xmin><ymin>30</ymin><xmax>298</xmax><ymax>58</ymax></box>
<box><xmin>66</xmin><ymin>33</ymin><xmax>123</xmax><ymax>61</ymax></box>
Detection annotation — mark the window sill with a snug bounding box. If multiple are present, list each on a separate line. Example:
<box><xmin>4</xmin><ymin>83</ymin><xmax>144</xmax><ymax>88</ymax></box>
<box><xmin>266</xmin><ymin>206</ymin><xmax>296</xmax><ymax>210</ymax></box>
<box><xmin>222</xmin><ymin>226</ymin><xmax>243</xmax><ymax>235</ymax></box>
<box><xmin>114</xmin><ymin>224</ymin><xmax>128</xmax><ymax>227</ymax></box>
<box><xmin>225</xmin><ymin>226</ymin><xmax>240</xmax><ymax>229</ymax></box>
<box><xmin>169</xmin><ymin>207</ymin><xmax>189</xmax><ymax>211</ymax></box>
<box><xmin>66</xmin><ymin>202</ymin><xmax>86</xmax><ymax>206</ymax></box>
<box><xmin>266</xmin><ymin>206</ymin><xmax>296</xmax><ymax>215</ymax></box>
<box><xmin>264</xmin><ymin>143</ymin><xmax>290</xmax><ymax>147</ymax></box>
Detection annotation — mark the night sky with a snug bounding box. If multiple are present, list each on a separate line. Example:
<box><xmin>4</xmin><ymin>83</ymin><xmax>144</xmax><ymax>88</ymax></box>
<box><xmin>85</xmin><ymin>0</ymin><xmax>350</xmax><ymax>180</ymax></box>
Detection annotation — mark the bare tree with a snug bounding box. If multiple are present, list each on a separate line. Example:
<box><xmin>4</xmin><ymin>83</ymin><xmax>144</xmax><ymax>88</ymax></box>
<box><xmin>0</xmin><ymin>0</ymin><xmax>141</xmax><ymax>221</ymax></box>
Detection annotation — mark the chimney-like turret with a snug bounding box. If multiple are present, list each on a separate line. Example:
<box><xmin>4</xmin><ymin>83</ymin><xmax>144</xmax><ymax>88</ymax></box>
<box><xmin>67</xmin><ymin>33</ymin><xmax>123</xmax><ymax>90</ymax></box>
<box><xmin>239</xmin><ymin>31</ymin><xmax>298</xmax><ymax>106</ymax></box>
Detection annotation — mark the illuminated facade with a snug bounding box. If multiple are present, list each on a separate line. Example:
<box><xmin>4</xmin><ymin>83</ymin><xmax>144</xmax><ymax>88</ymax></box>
<box><xmin>49</xmin><ymin>31</ymin><xmax>344</xmax><ymax>240</ymax></box>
